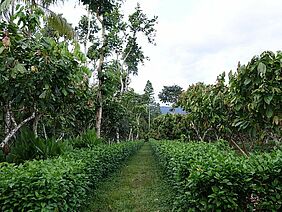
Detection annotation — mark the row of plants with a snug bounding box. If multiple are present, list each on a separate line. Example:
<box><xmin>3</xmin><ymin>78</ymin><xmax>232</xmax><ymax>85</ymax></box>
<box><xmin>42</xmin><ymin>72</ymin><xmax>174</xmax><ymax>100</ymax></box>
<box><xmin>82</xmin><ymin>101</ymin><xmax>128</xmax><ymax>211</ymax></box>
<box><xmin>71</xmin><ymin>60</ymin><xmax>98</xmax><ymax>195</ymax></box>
<box><xmin>151</xmin><ymin>140</ymin><xmax>282</xmax><ymax>211</ymax></box>
<box><xmin>0</xmin><ymin>140</ymin><xmax>143</xmax><ymax>211</ymax></box>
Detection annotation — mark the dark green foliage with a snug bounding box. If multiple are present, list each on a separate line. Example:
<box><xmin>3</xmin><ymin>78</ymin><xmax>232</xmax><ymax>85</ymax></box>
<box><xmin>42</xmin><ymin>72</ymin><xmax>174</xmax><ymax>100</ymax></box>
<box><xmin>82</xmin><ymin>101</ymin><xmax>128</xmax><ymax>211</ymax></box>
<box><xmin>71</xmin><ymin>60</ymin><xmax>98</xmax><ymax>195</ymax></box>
<box><xmin>68</xmin><ymin>129</ymin><xmax>103</xmax><ymax>149</ymax></box>
<box><xmin>5</xmin><ymin>129</ymin><xmax>72</xmax><ymax>164</ymax></box>
<box><xmin>151</xmin><ymin>114</ymin><xmax>190</xmax><ymax>140</ymax></box>
<box><xmin>0</xmin><ymin>151</ymin><xmax>4</xmax><ymax>162</ymax></box>
<box><xmin>229</xmin><ymin>51</ymin><xmax>282</xmax><ymax>140</ymax></box>
<box><xmin>0</xmin><ymin>141</ymin><xmax>143</xmax><ymax>211</ymax></box>
<box><xmin>151</xmin><ymin>141</ymin><xmax>282</xmax><ymax>211</ymax></box>
<box><xmin>175</xmin><ymin>52</ymin><xmax>282</xmax><ymax>146</ymax></box>
<box><xmin>158</xmin><ymin>85</ymin><xmax>183</xmax><ymax>106</ymax></box>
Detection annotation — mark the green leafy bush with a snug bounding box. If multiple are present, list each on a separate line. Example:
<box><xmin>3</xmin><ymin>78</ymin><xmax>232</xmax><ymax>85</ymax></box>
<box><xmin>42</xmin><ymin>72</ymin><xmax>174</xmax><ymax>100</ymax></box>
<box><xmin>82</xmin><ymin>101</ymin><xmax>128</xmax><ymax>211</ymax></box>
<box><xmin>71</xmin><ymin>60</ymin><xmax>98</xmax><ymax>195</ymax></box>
<box><xmin>151</xmin><ymin>140</ymin><xmax>282</xmax><ymax>211</ymax></box>
<box><xmin>5</xmin><ymin>129</ymin><xmax>72</xmax><ymax>164</ymax></box>
<box><xmin>68</xmin><ymin>129</ymin><xmax>103</xmax><ymax>149</ymax></box>
<box><xmin>0</xmin><ymin>141</ymin><xmax>143</xmax><ymax>211</ymax></box>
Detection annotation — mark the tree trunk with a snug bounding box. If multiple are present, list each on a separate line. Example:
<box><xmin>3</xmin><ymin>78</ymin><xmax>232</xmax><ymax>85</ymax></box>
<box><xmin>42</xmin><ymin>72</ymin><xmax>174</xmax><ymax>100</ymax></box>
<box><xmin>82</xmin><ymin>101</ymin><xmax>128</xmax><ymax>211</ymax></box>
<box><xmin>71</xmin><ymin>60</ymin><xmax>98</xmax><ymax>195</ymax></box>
<box><xmin>84</xmin><ymin>5</ymin><xmax>91</xmax><ymax>56</ymax></box>
<box><xmin>4</xmin><ymin>105</ymin><xmax>11</xmax><ymax>136</ymax></box>
<box><xmin>148</xmin><ymin>105</ymin><xmax>151</xmax><ymax>132</ymax></box>
<box><xmin>128</xmin><ymin>127</ymin><xmax>132</xmax><ymax>141</ymax></box>
<box><xmin>32</xmin><ymin>114</ymin><xmax>42</xmax><ymax>138</ymax></box>
<box><xmin>95</xmin><ymin>14</ymin><xmax>106</xmax><ymax>138</ymax></box>
<box><xmin>116</xmin><ymin>128</ymin><xmax>120</xmax><ymax>143</ymax></box>
<box><xmin>191</xmin><ymin>121</ymin><xmax>203</xmax><ymax>141</ymax></box>
<box><xmin>43</xmin><ymin>123</ymin><xmax>48</xmax><ymax>139</ymax></box>
<box><xmin>119</xmin><ymin>45</ymin><xmax>133</xmax><ymax>94</ymax></box>
<box><xmin>136</xmin><ymin>114</ymin><xmax>141</xmax><ymax>140</ymax></box>
<box><xmin>95</xmin><ymin>88</ymin><xmax>103</xmax><ymax>138</ymax></box>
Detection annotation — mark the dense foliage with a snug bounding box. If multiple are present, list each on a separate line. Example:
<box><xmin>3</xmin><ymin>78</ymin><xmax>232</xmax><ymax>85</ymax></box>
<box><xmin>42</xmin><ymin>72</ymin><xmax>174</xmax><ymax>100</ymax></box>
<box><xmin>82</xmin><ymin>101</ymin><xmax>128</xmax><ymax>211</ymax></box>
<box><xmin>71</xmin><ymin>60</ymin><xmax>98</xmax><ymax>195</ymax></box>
<box><xmin>0</xmin><ymin>5</ymin><xmax>96</xmax><ymax>151</ymax></box>
<box><xmin>0</xmin><ymin>1</ymin><xmax>157</xmax><ymax>157</ymax></box>
<box><xmin>158</xmin><ymin>85</ymin><xmax>183</xmax><ymax>107</ymax></box>
<box><xmin>0</xmin><ymin>141</ymin><xmax>143</xmax><ymax>211</ymax></box>
<box><xmin>151</xmin><ymin>140</ymin><xmax>282</xmax><ymax>211</ymax></box>
<box><xmin>151</xmin><ymin>52</ymin><xmax>281</xmax><ymax>152</ymax></box>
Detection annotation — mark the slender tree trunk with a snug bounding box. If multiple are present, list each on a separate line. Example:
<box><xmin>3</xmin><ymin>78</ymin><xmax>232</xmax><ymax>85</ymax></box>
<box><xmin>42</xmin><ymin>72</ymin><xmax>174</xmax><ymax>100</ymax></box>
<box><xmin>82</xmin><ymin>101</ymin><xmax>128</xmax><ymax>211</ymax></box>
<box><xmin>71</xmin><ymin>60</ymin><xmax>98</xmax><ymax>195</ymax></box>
<box><xmin>136</xmin><ymin>114</ymin><xmax>141</xmax><ymax>140</ymax></box>
<box><xmin>95</xmin><ymin>87</ymin><xmax>103</xmax><ymax>138</ymax></box>
<box><xmin>84</xmin><ymin>5</ymin><xmax>91</xmax><ymax>56</ymax></box>
<box><xmin>230</xmin><ymin>139</ymin><xmax>249</xmax><ymax>157</ymax></box>
<box><xmin>148</xmin><ymin>104</ymin><xmax>151</xmax><ymax>132</ymax></box>
<box><xmin>116</xmin><ymin>127</ymin><xmax>120</xmax><ymax>143</ymax></box>
<box><xmin>43</xmin><ymin>123</ymin><xmax>48</xmax><ymax>139</ymax></box>
<box><xmin>4</xmin><ymin>104</ymin><xmax>11</xmax><ymax>136</ymax></box>
<box><xmin>119</xmin><ymin>45</ymin><xmax>133</xmax><ymax>94</ymax></box>
<box><xmin>33</xmin><ymin>114</ymin><xmax>42</xmax><ymax>138</ymax></box>
<box><xmin>95</xmin><ymin>14</ymin><xmax>106</xmax><ymax>138</ymax></box>
<box><xmin>128</xmin><ymin>127</ymin><xmax>132</xmax><ymax>141</ymax></box>
<box><xmin>191</xmin><ymin>121</ymin><xmax>203</xmax><ymax>141</ymax></box>
<box><xmin>202</xmin><ymin>127</ymin><xmax>212</xmax><ymax>141</ymax></box>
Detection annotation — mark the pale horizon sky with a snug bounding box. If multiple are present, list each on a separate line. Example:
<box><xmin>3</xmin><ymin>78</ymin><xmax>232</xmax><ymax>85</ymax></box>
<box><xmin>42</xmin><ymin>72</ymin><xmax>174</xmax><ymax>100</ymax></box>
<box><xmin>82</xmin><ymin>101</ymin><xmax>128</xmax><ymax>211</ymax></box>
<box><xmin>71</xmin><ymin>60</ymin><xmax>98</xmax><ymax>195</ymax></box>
<box><xmin>52</xmin><ymin>0</ymin><xmax>282</xmax><ymax>101</ymax></box>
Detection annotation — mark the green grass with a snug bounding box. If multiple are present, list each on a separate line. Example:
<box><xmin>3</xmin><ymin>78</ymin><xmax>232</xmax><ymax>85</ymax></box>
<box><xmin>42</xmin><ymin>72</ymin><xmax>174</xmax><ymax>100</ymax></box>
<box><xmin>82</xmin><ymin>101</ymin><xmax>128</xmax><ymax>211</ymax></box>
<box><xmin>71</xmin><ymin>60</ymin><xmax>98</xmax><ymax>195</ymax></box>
<box><xmin>84</xmin><ymin>142</ymin><xmax>174</xmax><ymax>212</ymax></box>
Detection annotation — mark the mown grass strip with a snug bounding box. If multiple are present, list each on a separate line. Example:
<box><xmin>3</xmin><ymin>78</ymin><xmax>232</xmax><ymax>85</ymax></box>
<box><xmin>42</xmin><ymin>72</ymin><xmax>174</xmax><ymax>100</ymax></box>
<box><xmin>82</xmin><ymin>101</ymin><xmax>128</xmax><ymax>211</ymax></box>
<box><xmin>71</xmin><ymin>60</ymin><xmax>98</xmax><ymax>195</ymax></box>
<box><xmin>84</xmin><ymin>142</ymin><xmax>173</xmax><ymax>212</ymax></box>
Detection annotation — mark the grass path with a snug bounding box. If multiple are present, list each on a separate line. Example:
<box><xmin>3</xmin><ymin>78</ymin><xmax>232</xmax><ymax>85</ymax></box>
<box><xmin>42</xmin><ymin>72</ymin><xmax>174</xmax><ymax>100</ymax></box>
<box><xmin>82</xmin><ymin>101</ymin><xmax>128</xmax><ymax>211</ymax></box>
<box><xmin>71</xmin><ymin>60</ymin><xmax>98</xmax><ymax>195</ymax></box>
<box><xmin>84</xmin><ymin>142</ymin><xmax>174</xmax><ymax>212</ymax></box>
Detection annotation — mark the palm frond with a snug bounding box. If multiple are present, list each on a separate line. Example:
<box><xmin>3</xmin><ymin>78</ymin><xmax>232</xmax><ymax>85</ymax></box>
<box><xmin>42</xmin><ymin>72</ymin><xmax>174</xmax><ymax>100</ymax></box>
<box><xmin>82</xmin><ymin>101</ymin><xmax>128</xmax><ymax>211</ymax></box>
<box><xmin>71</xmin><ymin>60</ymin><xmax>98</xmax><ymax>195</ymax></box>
<box><xmin>47</xmin><ymin>11</ymin><xmax>75</xmax><ymax>39</ymax></box>
<box><xmin>0</xmin><ymin>0</ymin><xmax>15</xmax><ymax>13</ymax></box>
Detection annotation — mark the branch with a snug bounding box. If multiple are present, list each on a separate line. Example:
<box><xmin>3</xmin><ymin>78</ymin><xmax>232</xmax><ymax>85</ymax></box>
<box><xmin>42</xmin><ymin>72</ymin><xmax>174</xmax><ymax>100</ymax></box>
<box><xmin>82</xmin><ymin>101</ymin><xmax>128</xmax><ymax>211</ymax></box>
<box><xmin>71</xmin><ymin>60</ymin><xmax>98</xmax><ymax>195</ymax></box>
<box><xmin>85</xmin><ymin>5</ymin><xmax>92</xmax><ymax>55</ymax></box>
<box><xmin>230</xmin><ymin>139</ymin><xmax>249</xmax><ymax>157</ymax></box>
<box><xmin>191</xmin><ymin>121</ymin><xmax>203</xmax><ymax>141</ymax></box>
<box><xmin>121</xmin><ymin>44</ymin><xmax>134</xmax><ymax>68</ymax></box>
<box><xmin>202</xmin><ymin>127</ymin><xmax>213</xmax><ymax>141</ymax></box>
<box><xmin>0</xmin><ymin>112</ymin><xmax>36</xmax><ymax>149</ymax></box>
<box><xmin>96</xmin><ymin>10</ymin><xmax>103</xmax><ymax>24</ymax></box>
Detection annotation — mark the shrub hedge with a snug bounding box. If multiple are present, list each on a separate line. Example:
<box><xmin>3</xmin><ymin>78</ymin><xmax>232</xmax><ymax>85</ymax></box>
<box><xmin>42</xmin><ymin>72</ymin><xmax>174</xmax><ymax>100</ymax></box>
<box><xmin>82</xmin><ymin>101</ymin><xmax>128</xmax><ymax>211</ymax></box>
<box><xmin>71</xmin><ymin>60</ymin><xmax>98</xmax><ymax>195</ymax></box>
<box><xmin>0</xmin><ymin>141</ymin><xmax>143</xmax><ymax>211</ymax></box>
<box><xmin>151</xmin><ymin>140</ymin><xmax>282</xmax><ymax>211</ymax></box>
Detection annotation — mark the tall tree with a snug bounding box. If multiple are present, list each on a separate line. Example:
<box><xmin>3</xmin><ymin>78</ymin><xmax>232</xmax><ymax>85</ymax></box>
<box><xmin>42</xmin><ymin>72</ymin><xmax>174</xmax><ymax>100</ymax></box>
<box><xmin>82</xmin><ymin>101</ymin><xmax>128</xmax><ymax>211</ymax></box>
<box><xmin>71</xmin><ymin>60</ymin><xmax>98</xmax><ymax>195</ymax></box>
<box><xmin>76</xmin><ymin>1</ymin><xmax>157</xmax><ymax>138</ymax></box>
<box><xmin>0</xmin><ymin>6</ymin><xmax>90</xmax><ymax>152</ymax></box>
<box><xmin>143</xmin><ymin>80</ymin><xmax>155</xmax><ymax>131</ymax></box>
<box><xmin>158</xmin><ymin>85</ymin><xmax>183</xmax><ymax>111</ymax></box>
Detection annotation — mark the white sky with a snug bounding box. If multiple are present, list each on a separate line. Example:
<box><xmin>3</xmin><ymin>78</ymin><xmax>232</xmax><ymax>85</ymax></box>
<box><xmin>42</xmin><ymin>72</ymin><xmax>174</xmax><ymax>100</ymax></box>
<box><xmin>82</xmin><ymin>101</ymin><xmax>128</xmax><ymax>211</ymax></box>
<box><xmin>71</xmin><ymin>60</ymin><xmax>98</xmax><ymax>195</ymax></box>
<box><xmin>52</xmin><ymin>0</ymin><xmax>282</xmax><ymax>100</ymax></box>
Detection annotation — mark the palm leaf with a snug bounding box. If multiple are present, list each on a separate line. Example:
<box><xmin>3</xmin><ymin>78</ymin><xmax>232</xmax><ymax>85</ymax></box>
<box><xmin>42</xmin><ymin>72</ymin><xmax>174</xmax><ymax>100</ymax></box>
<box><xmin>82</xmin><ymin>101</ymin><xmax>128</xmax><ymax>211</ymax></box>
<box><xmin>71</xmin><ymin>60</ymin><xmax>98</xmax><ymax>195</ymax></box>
<box><xmin>0</xmin><ymin>0</ymin><xmax>15</xmax><ymax>12</ymax></box>
<box><xmin>0</xmin><ymin>0</ymin><xmax>74</xmax><ymax>39</ymax></box>
<box><xmin>47</xmin><ymin>11</ymin><xmax>75</xmax><ymax>39</ymax></box>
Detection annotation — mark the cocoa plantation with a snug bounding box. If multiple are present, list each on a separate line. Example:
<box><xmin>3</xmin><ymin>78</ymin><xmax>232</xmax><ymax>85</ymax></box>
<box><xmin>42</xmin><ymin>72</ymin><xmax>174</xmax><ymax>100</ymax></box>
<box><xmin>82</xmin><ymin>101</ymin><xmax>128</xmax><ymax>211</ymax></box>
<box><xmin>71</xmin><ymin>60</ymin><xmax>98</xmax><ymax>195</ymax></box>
<box><xmin>0</xmin><ymin>0</ymin><xmax>281</xmax><ymax>211</ymax></box>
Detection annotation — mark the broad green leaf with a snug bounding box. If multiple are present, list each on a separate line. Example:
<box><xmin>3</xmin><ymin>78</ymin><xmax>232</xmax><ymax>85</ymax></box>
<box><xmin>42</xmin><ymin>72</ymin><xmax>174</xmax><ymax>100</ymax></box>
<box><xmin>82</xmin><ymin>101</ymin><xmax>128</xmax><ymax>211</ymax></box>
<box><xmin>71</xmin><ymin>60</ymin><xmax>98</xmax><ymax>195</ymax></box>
<box><xmin>62</xmin><ymin>89</ymin><xmax>67</xmax><ymax>96</ymax></box>
<box><xmin>257</xmin><ymin>62</ymin><xmax>266</xmax><ymax>77</ymax></box>
<box><xmin>244</xmin><ymin>78</ymin><xmax>251</xmax><ymax>85</ymax></box>
<box><xmin>0</xmin><ymin>46</ymin><xmax>5</xmax><ymax>54</ymax></box>
<box><xmin>39</xmin><ymin>90</ymin><xmax>47</xmax><ymax>99</ymax></box>
<box><xmin>14</xmin><ymin>63</ymin><xmax>26</xmax><ymax>74</ymax></box>
<box><xmin>266</xmin><ymin>107</ymin><xmax>273</xmax><ymax>118</ymax></box>
<box><xmin>273</xmin><ymin>116</ymin><xmax>279</xmax><ymax>125</ymax></box>
<box><xmin>264</xmin><ymin>95</ymin><xmax>273</xmax><ymax>105</ymax></box>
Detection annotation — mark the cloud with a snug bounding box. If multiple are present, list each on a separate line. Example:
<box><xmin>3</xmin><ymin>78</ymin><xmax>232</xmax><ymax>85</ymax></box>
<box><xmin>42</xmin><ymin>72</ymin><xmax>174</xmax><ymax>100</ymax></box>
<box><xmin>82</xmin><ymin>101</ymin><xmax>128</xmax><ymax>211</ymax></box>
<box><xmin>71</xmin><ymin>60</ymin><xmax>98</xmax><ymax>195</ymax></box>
<box><xmin>131</xmin><ymin>0</ymin><xmax>282</xmax><ymax>100</ymax></box>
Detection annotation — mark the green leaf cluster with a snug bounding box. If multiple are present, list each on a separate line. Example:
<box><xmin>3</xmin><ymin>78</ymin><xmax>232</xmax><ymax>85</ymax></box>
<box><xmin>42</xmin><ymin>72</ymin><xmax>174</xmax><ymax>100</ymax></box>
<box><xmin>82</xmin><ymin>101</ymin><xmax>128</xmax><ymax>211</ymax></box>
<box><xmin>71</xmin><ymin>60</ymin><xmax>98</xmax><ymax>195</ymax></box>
<box><xmin>0</xmin><ymin>141</ymin><xmax>143</xmax><ymax>211</ymax></box>
<box><xmin>151</xmin><ymin>140</ymin><xmax>282</xmax><ymax>211</ymax></box>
